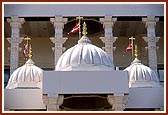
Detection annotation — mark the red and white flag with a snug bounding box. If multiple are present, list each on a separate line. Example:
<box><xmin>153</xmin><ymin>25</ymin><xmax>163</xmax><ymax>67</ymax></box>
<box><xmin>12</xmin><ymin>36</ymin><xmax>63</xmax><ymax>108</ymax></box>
<box><xmin>125</xmin><ymin>43</ymin><xmax>132</xmax><ymax>52</ymax></box>
<box><xmin>68</xmin><ymin>22</ymin><xmax>80</xmax><ymax>34</ymax></box>
<box><xmin>23</xmin><ymin>43</ymin><xmax>29</xmax><ymax>58</ymax></box>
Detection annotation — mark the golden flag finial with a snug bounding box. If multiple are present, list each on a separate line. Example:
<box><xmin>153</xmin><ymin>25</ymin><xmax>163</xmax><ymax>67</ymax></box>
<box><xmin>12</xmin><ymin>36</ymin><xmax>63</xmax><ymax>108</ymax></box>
<box><xmin>82</xmin><ymin>22</ymin><xmax>87</xmax><ymax>36</ymax></box>
<box><xmin>134</xmin><ymin>44</ymin><xmax>138</xmax><ymax>58</ymax></box>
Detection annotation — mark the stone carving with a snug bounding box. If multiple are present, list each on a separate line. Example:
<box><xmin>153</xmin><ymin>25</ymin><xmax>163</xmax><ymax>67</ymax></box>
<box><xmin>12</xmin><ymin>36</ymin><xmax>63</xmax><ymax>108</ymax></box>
<box><xmin>142</xmin><ymin>17</ymin><xmax>160</xmax><ymax>74</ymax></box>
<box><xmin>7</xmin><ymin>17</ymin><xmax>25</xmax><ymax>75</ymax></box>
<box><xmin>50</xmin><ymin>17</ymin><xmax>68</xmax><ymax>69</ymax></box>
<box><xmin>100</xmin><ymin>16</ymin><xmax>118</xmax><ymax>62</ymax></box>
<box><xmin>107</xmin><ymin>93</ymin><xmax>128</xmax><ymax>111</ymax></box>
<box><xmin>43</xmin><ymin>94</ymin><xmax>64</xmax><ymax>111</ymax></box>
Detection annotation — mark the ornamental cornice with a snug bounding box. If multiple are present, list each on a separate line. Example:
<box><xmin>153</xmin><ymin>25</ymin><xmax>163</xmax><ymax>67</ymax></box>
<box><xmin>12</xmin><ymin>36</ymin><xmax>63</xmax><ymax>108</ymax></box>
<box><xmin>50</xmin><ymin>17</ymin><xmax>67</xmax><ymax>23</ymax></box>
<box><xmin>142</xmin><ymin>37</ymin><xmax>160</xmax><ymax>43</ymax></box>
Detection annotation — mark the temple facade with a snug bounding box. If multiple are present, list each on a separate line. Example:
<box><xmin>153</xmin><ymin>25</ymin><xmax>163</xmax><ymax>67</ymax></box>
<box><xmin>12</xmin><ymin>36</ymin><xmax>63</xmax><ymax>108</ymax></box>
<box><xmin>3</xmin><ymin>3</ymin><xmax>165</xmax><ymax>112</ymax></box>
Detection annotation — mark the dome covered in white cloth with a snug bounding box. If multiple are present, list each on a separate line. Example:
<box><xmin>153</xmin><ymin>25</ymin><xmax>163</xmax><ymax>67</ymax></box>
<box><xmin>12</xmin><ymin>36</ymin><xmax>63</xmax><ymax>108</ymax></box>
<box><xmin>56</xmin><ymin>35</ymin><xmax>114</xmax><ymax>71</ymax></box>
<box><xmin>6</xmin><ymin>59</ymin><xmax>43</xmax><ymax>89</ymax></box>
<box><xmin>124</xmin><ymin>58</ymin><xmax>160</xmax><ymax>87</ymax></box>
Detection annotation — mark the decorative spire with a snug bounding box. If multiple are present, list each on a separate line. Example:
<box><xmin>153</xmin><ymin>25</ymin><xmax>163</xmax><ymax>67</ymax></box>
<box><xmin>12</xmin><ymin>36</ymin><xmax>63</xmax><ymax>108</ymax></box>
<box><xmin>28</xmin><ymin>44</ymin><xmax>32</xmax><ymax>59</ymax></box>
<box><xmin>82</xmin><ymin>22</ymin><xmax>88</xmax><ymax>36</ymax></box>
<box><xmin>78</xmin><ymin>22</ymin><xmax>91</xmax><ymax>44</ymax></box>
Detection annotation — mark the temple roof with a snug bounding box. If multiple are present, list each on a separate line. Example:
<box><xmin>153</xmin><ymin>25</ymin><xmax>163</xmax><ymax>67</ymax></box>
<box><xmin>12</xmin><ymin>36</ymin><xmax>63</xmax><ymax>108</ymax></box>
<box><xmin>56</xmin><ymin>35</ymin><xmax>114</xmax><ymax>71</ymax></box>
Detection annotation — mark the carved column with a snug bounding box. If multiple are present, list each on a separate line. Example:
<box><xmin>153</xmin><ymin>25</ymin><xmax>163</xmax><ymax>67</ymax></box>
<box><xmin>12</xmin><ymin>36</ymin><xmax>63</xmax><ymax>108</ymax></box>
<box><xmin>50</xmin><ymin>16</ymin><xmax>68</xmax><ymax>69</ymax></box>
<box><xmin>7</xmin><ymin>17</ymin><xmax>25</xmax><ymax>75</ymax></box>
<box><xmin>142</xmin><ymin>17</ymin><xmax>160</xmax><ymax>74</ymax></box>
<box><xmin>43</xmin><ymin>94</ymin><xmax>64</xmax><ymax>111</ymax></box>
<box><xmin>100</xmin><ymin>16</ymin><xmax>118</xmax><ymax>63</ymax></box>
<box><xmin>107</xmin><ymin>93</ymin><xmax>128</xmax><ymax>111</ymax></box>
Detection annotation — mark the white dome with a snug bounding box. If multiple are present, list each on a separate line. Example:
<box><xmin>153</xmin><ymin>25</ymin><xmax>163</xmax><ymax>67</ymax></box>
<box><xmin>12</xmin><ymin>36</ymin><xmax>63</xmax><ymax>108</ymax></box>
<box><xmin>6</xmin><ymin>59</ymin><xmax>43</xmax><ymax>89</ymax></box>
<box><xmin>56</xmin><ymin>36</ymin><xmax>114</xmax><ymax>71</ymax></box>
<box><xmin>124</xmin><ymin>58</ymin><xmax>160</xmax><ymax>87</ymax></box>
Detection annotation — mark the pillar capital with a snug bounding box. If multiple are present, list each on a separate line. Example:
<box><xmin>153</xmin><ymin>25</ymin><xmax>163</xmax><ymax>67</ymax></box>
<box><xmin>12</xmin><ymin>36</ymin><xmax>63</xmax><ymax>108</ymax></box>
<box><xmin>50</xmin><ymin>17</ymin><xmax>68</xmax><ymax>29</ymax></box>
<box><xmin>100</xmin><ymin>37</ymin><xmax>118</xmax><ymax>44</ymax></box>
<box><xmin>7</xmin><ymin>37</ymin><xmax>24</xmax><ymax>44</ymax></box>
<box><xmin>7</xmin><ymin>16</ymin><xmax>25</xmax><ymax>28</ymax></box>
<box><xmin>50</xmin><ymin>17</ymin><xmax>68</xmax><ymax>38</ymax></box>
<box><xmin>142</xmin><ymin>36</ymin><xmax>160</xmax><ymax>43</ymax></box>
<box><xmin>50</xmin><ymin>37</ymin><xmax>67</xmax><ymax>44</ymax></box>
<box><xmin>100</xmin><ymin>16</ymin><xmax>117</xmax><ymax>28</ymax></box>
<box><xmin>142</xmin><ymin>17</ymin><xmax>159</xmax><ymax>29</ymax></box>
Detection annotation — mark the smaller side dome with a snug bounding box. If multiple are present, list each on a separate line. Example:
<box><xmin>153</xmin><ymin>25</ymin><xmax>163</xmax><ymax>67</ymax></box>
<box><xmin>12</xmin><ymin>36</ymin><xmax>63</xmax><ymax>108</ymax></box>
<box><xmin>124</xmin><ymin>58</ymin><xmax>160</xmax><ymax>87</ymax></box>
<box><xmin>6</xmin><ymin>59</ymin><xmax>43</xmax><ymax>89</ymax></box>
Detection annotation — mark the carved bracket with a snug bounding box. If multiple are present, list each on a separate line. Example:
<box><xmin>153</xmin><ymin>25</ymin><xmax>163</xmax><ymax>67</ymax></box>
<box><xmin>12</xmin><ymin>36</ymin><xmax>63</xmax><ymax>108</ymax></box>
<box><xmin>50</xmin><ymin>37</ymin><xmax>67</xmax><ymax>44</ymax></box>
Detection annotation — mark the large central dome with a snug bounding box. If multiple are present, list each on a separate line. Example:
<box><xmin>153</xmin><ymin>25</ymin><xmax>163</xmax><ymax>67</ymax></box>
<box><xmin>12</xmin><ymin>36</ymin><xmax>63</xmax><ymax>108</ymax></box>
<box><xmin>56</xmin><ymin>22</ymin><xmax>114</xmax><ymax>71</ymax></box>
<box><xmin>56</xmin><ymin>35</ymin><xmax>114</xmax><ymax>71</ymax></box>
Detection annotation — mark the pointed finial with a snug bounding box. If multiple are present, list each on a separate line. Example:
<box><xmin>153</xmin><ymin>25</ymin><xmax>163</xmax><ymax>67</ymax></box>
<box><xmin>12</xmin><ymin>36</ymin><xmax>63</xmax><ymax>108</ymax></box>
<box><xmin>82</xmin><ymin>22</ymin><xmax>87</xmax><ymax>36</ymax></box>
<box><xmin>134</xmin><ymin>44</ymin><xmax>138</xmax><ymax>58</ymax></box>
<box><xmin>28</xmin><ymin>44</ymin><xmax>32</xmax><ymax>59</ymax></box>
<box><xmin>78</xmin><ymin>22</ymin><xmax>91</xmax><ymax>44</ymax></box>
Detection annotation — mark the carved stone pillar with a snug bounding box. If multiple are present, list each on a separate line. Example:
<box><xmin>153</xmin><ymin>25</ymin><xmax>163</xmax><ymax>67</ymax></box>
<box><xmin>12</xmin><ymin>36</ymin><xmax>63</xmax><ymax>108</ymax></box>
<box><xmin>142</xmin><ymin>17</ymin><xmax>160</xmax><ymax>74</ymax></box>
<box><xmin>107</xmin><ymin>93</ymin><xmax>128</xmax><ymax>111</ymax></box>
<box><xmin>43</xmin><ymin>94</ymin><xmax>64</xmax><ymax>111</ymax></box>
<box><xmin>50</xmin><ymin>16</ymin><xmax>68</xmax><ymax>69</ymax></box>
<box><xmin>100</xmin><ymin>16</ymin><xmax>118</xmax><ymax>63</ymax></box>
<box><xmin>7</xmin><ymin>17</ymin><xmax>25</xmax><ymax>75</ymax></box>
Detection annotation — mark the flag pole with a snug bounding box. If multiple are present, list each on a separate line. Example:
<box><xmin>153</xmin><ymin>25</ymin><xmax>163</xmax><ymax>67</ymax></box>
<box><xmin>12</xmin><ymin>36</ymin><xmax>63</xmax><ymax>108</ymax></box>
<box><xmin>129</xmin><ymin>36</ymin><xmax>135</xmax><ymax>60</ymax></box>
<box><xmin>76</xmin><ymin>16</ymin><xmax>83</xmax><ymax>39</ymax></box>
